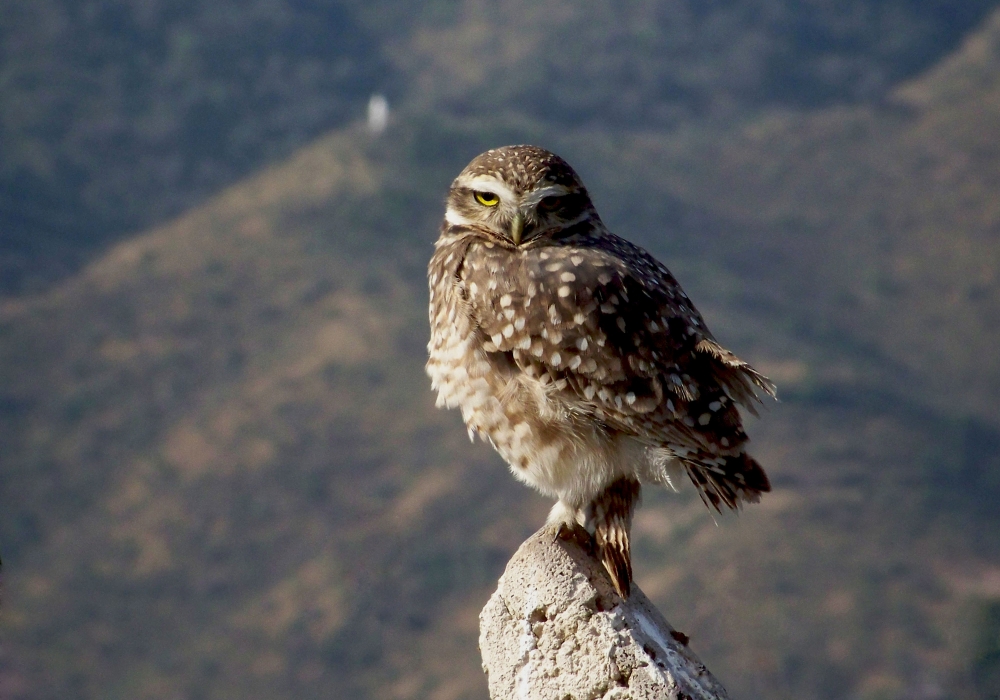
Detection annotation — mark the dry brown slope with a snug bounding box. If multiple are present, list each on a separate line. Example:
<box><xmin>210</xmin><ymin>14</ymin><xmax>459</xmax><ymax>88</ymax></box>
<box><xmin>620</xmin><ymin>9</ymin><xmax>1000</xmax><ymax>425</ymax></box>
<box><xmin>0</xmin><ymin>126</ymin><xmax>543</xmax><ymax>700</ymax></box>
<box><xmin>605</xmin><ymin>14</ymin><xmax>1000</xmax><ymax>698</ymax></box>
<box><xmin>3</xmin><ymin>16</ymin><xmax>1000</xmax><ymax>699</ymax></box>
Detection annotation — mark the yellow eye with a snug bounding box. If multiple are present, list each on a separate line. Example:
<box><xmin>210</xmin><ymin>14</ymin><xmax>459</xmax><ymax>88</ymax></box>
<box><xmin>474</xmin><ymin>191</ymin><xmax>500</xmax><ymax>207</ymax></box>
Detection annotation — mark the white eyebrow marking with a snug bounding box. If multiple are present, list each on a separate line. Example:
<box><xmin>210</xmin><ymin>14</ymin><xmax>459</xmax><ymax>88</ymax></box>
<box><xmin>455</xmin><ymin>174</ymin><xmax>517</xmax><ymax>204</ymax></box>
<box><xmin>521</xmin><ymin>185</ymin><xmax>570</xmax><ymax>208</ymax></box>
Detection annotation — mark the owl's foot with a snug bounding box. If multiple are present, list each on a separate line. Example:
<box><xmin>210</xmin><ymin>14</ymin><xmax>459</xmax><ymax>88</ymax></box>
<box><xmin>546</xmin><ymin>501</ymin><xmax>591</xmax><ymax>547</ymax></box>
<box><xmin>550</xmin><ymin>520</ymin><xmax>594</xmax><ymax>552</ymax></box>
<box><xmin>546</xmin><ymin>500</ymin><xmax>583</xmax><ymax>528</ymax></box>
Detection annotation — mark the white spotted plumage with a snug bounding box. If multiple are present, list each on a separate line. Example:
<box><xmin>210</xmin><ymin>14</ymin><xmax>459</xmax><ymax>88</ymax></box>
<box><xmin>426</xmin><ymin>145</ymin><xmax>775</xmax><ymax>597</ymax></box>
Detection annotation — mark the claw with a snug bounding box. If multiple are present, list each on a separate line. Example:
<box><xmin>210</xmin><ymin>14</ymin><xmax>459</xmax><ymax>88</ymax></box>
<box><xmin>553</xmin><ymin>521</ymin><xmax>573</xmax><ymax>543</ymax></box>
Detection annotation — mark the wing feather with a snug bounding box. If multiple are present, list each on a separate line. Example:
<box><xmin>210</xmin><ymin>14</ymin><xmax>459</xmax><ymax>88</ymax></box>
<box><xmin>460</xmin><ymin>235</ymin><xmax>772</xmax><ymax>452</ymax></box>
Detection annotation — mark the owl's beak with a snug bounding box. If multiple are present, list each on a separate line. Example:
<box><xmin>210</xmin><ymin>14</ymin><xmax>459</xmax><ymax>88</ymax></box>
<box><xmin>510</xmin><ymin>212</ymin><xmax>524</xmax><ymax>246</ymax></box>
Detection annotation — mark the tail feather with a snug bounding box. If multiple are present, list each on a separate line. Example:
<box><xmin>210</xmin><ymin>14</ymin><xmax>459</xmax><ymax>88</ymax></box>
<box><xmin>597</xmin><ymin>527</ymin><xmax>633</xmax><ymax>598</ymax></box>
<box><xmin>588</xmin><ymin>477</ymin><xmax>641</xmax><ymax>598</ymax></box>
<box><xmin>683</xmin><ymin>452</ymin><xmax>770</xmax><ymax>512</ymax></box>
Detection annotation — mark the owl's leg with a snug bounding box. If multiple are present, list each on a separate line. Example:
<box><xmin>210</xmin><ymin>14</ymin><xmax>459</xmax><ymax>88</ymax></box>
<box><xmin>547</xmin><ymin>500</ymin><xmax>584</xmax><ymax>527</ymax></box>
<box><xmin>586</xmin><ymin>477</ymin><xmax>641</xmax><ymax>598</ymax></box>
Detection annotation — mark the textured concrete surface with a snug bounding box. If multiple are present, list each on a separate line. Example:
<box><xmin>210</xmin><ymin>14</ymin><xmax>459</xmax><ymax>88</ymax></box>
<box><xmin>479</xmin><ymin>526</ymin><xmax>729</xmax><ymax>700</ymax></box>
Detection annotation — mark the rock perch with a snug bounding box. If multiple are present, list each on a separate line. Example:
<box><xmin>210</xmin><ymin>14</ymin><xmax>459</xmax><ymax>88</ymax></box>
<box><xmin>479</xmin><ymin>527</ymin><xmax>730</xmax><ymax>700</ymax></box>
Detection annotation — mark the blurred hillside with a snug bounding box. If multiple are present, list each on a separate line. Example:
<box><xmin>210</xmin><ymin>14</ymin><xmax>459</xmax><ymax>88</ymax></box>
<box><xmin>1</xmin><ymin>0</ymin><xmax>996</xmax><ymax>294</ymax></box>
<box><xmin>3</xmin><ymin>2</ymin><xmax>1000</xmax><ymax>700</ymax></box>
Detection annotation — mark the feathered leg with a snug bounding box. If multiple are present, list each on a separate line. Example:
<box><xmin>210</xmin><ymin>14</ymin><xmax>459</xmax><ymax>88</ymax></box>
<box><xmin>587</xmin><ymin>477</ymin><xmax>641</xmax><ymax>598</ymax></box>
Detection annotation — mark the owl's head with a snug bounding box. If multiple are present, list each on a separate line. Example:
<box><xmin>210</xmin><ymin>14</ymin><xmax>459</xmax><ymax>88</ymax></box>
<box><xmin>443</xmin><ymin>145</ymin><xmax>601</xmax><ymax>247</ymax></box>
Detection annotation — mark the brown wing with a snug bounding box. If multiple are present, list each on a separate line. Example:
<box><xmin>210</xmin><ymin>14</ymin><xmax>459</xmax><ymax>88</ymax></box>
<box><xmin>460</xmin><ymin>234</ymin><xmax>774</xmax><ymax>508</ymax></box>
<box><xmin>463</xmin><ymin>235</ymin><xmax>769</xmax><ymax>430</ymax></box>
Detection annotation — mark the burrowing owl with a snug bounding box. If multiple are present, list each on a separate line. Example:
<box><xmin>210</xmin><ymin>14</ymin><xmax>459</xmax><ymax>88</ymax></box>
<box><xmin>427</xmin><ymin>145</ymin><xmax>774</xmax><ymax>597</ymax></box>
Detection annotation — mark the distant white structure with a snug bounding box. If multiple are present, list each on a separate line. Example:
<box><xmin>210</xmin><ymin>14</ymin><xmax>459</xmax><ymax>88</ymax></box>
<box><xmin>367</xmin><ymin>94</ymin><xmax>389</xmax><ymax>134</ymax></box>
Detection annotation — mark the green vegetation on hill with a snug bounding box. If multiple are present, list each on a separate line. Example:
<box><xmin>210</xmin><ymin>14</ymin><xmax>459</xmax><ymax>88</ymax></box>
<box><xmin>3</xmin><ymin>3</ymin><xmax>1000</xmax><ymax>700</ymax></box>
<box><xmin>2</xmin><ymin>0</ymin><xmax>997</xmax><ymax>294</ymax></box>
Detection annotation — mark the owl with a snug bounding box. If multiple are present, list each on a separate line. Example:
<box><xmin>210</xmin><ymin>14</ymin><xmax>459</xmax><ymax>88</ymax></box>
<box><xmin>426</xmin><ymin>145</ymin><xmax>774</xmax><ymax>597</ymax></box>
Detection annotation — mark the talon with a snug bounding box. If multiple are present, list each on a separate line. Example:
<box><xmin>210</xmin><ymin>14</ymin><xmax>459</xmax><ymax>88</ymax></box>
<box><xmin>553</xmin><ymin>521</ymin><xmax>577</xmax><ymax>542</ymax></box>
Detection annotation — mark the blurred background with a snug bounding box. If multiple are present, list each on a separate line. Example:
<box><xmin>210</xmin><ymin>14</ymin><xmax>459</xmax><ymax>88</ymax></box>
<box><xmin>2</xmin><ymin>1</ymin><xmax>1000</xmax><ymax>698</ymax></box>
